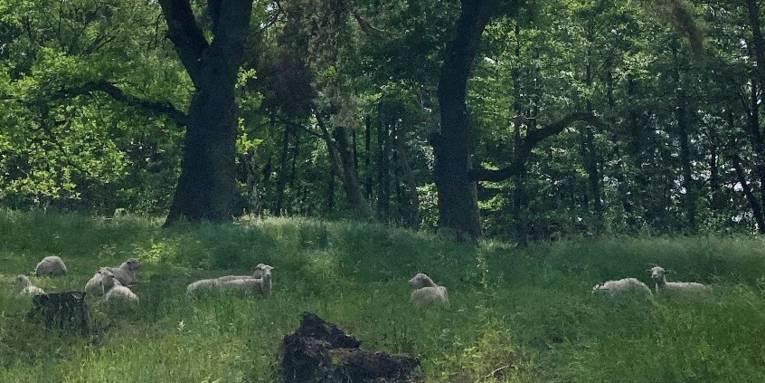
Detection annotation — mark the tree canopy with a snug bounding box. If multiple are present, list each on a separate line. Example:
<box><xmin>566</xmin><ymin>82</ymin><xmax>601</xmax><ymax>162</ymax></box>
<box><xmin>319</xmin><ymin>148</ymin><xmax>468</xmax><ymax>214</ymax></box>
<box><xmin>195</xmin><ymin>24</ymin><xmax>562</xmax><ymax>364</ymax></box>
<box><xmin>1</xmin><ymin>0</ymin><xmax>764</xmax><ymax>240</ymax></box>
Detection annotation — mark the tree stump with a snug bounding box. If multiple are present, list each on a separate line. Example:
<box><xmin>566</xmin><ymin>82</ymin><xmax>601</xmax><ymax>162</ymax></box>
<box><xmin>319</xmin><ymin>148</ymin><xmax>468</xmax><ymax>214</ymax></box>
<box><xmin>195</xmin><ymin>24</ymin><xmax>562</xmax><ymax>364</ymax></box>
<box><xmin>27</xmin><ymin>292</ymin><xmax>89</xmax><ymax>335</ymax></box>
<box><xmin>281</xmin><ymin>312</ymin><xmax>421</xmax><ymax>383</ymax></box>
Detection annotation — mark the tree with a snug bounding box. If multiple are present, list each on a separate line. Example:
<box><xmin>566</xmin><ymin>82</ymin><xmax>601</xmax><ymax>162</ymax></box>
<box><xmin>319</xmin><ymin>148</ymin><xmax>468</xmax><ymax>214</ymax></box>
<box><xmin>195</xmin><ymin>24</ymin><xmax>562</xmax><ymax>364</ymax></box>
<box><xmin>159</xmin><ymin>0</ymin><xmax>254</xmax><ymax>225</ymax></box>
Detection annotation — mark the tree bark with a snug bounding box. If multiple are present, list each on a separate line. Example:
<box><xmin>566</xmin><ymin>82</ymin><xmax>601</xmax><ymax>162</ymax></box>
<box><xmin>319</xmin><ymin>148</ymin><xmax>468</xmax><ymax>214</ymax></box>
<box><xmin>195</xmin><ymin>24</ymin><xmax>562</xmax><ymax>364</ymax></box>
<box><xmin>431</xmin><ymin>0</ymin><xmax>494</xmax><ymax>239</ymax></box>
<box><xmin>673</xmin><ymin>44</ymin><xmax>697</xmax><ymax>232</ymax></box>
<box><xmin>160</xmin><ymin>0</ymin><xmax>254</xmax><ymax>225</ymax></box>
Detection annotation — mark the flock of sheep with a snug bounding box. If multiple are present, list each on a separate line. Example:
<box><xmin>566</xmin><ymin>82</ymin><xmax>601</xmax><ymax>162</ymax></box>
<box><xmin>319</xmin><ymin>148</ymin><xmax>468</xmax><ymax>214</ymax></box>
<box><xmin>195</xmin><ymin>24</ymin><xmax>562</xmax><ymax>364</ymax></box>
<box><xmin>592</xmin><ymin>265</ymin><xmax>711</xmax><ymax>298</ymax></box>
<box><xmin>13</xmin><ymin>255</ymin><xmax>449</xmax><ymax>308</ymax></box>
<box><xmin>15</xmin><ymin>256</ymin><xmax>141</xmax><ymax>303</ymax></box>
<box><xmin>13</xmin><ymin>255</ymin><xmax>708</xmax><ymax>311</ymax></box>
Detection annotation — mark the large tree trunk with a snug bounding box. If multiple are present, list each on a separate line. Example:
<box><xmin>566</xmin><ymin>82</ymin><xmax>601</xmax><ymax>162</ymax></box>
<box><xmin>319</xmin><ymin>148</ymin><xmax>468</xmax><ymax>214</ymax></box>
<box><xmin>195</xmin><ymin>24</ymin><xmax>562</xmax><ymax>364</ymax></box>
<box><xmin>160</xmin><ymin>0</ymin><xmax>253</xmax><ymax>225</ymax></box>
<box><xmin>432</xmin><ymin>1</ymin><xmax>494</xmax><ymax>239</ymax></box>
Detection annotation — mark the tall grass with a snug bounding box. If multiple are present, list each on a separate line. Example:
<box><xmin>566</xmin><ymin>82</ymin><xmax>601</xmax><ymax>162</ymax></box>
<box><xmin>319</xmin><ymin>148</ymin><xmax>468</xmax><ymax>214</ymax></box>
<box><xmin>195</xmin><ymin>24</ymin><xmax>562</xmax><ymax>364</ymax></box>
<box><xmin>1</xmin><ymin>209</ymin><xmax>764</xmax><ymax>382</ymax></box>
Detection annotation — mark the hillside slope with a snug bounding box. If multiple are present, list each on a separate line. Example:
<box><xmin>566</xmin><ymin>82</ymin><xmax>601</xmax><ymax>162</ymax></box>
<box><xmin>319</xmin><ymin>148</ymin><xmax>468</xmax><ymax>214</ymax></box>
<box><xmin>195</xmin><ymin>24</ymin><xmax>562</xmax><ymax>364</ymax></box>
<box><xmin>1</xmin><ymin>210</ymin><xmax>765</xmax><ymax>382</ymax></box>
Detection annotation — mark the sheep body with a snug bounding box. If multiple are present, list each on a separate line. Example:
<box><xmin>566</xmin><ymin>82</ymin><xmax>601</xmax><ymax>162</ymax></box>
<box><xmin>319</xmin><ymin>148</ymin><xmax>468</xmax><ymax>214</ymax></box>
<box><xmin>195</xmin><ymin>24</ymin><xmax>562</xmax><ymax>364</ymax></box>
<box><xmin>34</xmin><ymin>256</ymin><xmax>67</xmax><ymax>277</ymax></box>
<box><xmin>102</xmin><ymin>274</ymin><xmax>139</xmax><ymax>303</ymax></box>
<box><xmin>108</xmin><ymin>258</ymin><xmax>140</xmax><ymax>286</ymax></box>
<box><xmin>186</xmin><ymin>278</ymin><xmax>220</xmax><ymax>296</ymax></box>
<box><xmin>215</xmin><ymin>264</ymin><xmax>270</xmax><ymax>282</ymax></box>
<box><xmin>410</xmin><ymin>286</ymin><xmax>449</xmax><ymax>306</ymax></box>
<box><xmin>649</xmin><ymin>266</ymin><xmax>711</xmax><ymax>296</ymax></box>
<box><xmin>408</xmin><ymin>273</ymin><xmax>449</xmax><ymax>307</ymax></box>
<box><xmin>187</xmin><ymin>264</ymin><xmax>274</xmax><ymax>297</ymax></box>
<box><xmin>15</xmin><ymin>275</ymin><xmax>45</xmax><ymax>296</ymax></box>
<box><xmin>592</xmin><ymin>278</ymin><xmax>653</xmax><ymax>298</ymax></box>
<box><xmin>105</xmin><ymin>285</ymin><xmax>139</xmax><ymax>303</ymax></box>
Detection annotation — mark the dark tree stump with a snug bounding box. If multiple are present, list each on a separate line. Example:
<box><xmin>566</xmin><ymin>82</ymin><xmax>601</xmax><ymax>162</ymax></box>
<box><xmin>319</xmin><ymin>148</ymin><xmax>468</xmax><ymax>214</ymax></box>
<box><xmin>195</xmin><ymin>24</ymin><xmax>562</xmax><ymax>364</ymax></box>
<box><xmin>281</xmin><ymin>313</ymin><xmax>421</xmax><ymax>383</ymax></box>
<box><xmin>27</xmin><ymin>291</ymin><xmax>89</xmax><ymax>335</ymax></box>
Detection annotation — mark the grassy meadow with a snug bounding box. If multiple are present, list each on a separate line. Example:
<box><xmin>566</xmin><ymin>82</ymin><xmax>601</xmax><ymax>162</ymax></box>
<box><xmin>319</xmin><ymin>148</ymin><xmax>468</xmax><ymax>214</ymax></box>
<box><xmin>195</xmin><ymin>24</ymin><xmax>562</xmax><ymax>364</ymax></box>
<box><xmin>1</xmin><ymin>209</ymin><xmax>765</xmax><ymax>382</ymax></box>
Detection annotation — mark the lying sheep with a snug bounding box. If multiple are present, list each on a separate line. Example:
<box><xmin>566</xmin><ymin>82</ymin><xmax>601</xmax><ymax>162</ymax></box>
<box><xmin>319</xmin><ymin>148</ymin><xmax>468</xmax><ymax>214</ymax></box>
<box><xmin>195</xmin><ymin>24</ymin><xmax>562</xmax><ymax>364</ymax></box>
<box><xmin>408</xmin><ymin>273</ymin><xmax>448</xmax><ymax>307</ymax></box>
<box><xmin>84</xmin><ymin>268</ymin><xmax>117</xmax><ymax>297</ymax></box>
<box><xmin>101</xmin><ymin>272</ymin><xmax>139</xmax><ymax>303</ymax></box>
<box><xmin>648</xmin><ymin>266</ymin><xmax>711</xmax><ymax>296</ymax></box>
<box><xmin>187</xmin><ymin>264</ymin><xmax>274</xmax><ymax>297</ymax></box>
<box><xmin>108</xmin><ymin>258</ymin><xmax>141</xmax><ymax>286</ymax></box>
<box><xmin>216</xmin><ymin>263</ymin><xmax>270</xmax><ymax>282</ymax></box>
<box><xmin>15</xmin><ymin>275</ymin><xmax>45</xmax><ymax>296</ymax></box>
<box><xmin>592</xmin><ymin>278</ymin><xmax>653</xmax><ymax>298</ymax></box>
<box><xmin>35</xmin><ymin>256</ymin><xmax>67</xmax><ymax>277</ymax></box>
<box><xmin>219</xmin><ymin>265</ymin><xmax>274</xmax><ymax>297</ymax></box>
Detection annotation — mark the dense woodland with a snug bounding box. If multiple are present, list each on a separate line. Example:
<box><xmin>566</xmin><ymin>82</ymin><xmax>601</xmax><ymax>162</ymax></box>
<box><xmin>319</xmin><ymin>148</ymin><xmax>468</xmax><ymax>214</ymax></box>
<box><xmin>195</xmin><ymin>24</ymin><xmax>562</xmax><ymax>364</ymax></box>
<box><xmin>1</xmin><ymin>0</ymin><xmax>764</xmax><ymax>241</ymax></box>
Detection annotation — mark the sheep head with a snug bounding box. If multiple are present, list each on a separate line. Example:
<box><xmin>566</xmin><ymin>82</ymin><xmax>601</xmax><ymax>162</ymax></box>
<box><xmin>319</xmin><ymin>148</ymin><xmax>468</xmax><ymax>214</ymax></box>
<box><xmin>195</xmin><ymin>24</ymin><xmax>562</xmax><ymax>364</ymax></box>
<box><xmin>252</xmin><ymin>264</ymin><xmax>274</xmax><ymax>278</ymax></box>
<box><xmin>648</xmin><ymin>266</ymin><xmax>667</xmax><ymax>285</ymax></box>
<box><xmin>409</xmin><ymin>273</ymin><xmax>436</xmax><ymax>289</ymax></box>
<box><xmin>124</xmin><ymin>258</ymin><xmax>141</xmax><ymax>271</ymax></box>
<box><xmin>15</xmin><ymin>274</ymin><xmax>31</xmax><ymax>289</ymax></box>
<box><xmin>98</xmin><ymin>268</ymin><xmax>117</xmax><ymax>288</ymax></box>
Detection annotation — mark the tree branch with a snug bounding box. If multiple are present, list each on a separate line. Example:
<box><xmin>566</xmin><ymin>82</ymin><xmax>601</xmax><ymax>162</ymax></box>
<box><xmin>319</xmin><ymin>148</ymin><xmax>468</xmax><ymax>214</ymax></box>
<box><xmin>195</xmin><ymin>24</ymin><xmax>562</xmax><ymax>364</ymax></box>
<box><xmin>471</xmin><ymin>111</ymin><xmax>602</xmax><ymax>182</ymax></box>
<box><xmin>158</xmin><ymin>0</ymin><xmax>209</xmax><ymax>86</ymax></box>
<box><xmin>56</xmin><ymin>81</ymin><xmax>188</xmax><ymax>125</ymax></box>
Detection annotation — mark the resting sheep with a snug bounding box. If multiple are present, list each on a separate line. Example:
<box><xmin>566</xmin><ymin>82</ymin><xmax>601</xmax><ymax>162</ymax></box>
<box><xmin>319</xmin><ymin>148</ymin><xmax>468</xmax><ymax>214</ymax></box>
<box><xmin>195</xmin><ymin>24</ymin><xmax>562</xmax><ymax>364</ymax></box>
<box><xmin>15</xmin><ymin>275</ymin><xmax>45</xmax><ymax>296</ymax></box>
<box><xmin>592</xmin><ymin>278</ymin><xmax>653</xmax><ymax>298</ymax></box>
<box><xmin>648</xmin><ymin>266</ymin><xmax>710</xmax><ymax>296</ymax></box>
<box><xmin>108</xmin><ymin>258</ymin><xmax>141</xmax><ymax>286</ymax></box>
<box><xmin>84</xmin><ymin>268</ymin><xmax>117</xmax><ymax>297</ymax></box>
<box><xmin>34</xmin><ymin>256</ymin><xmax>67</xmax><ymax>277</ymax></box>
<box><xmin>101</xmin><ymin>272</ymin><xmax>139</xmax><ymax>303</ymax></box>
<box><xmin>408</xmin><ymin>273</ymin><xmax>448</xmax><ymax>307</ymax></box>
<box><xmin>216</xmin><ymin>263</ymin><xmax>270</xmax><ymax>282</ymax></box>
<box><xmin>187</xmin><ymin>264</ymin><xmax>274</xmax><ymax>297</ymax></box>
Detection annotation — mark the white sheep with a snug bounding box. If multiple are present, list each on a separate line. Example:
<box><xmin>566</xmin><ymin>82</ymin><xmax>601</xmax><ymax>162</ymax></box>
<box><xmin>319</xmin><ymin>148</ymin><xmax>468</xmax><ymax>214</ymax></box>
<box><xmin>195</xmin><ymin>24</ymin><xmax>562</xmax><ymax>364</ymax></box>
<box><xmin>219</xmin><ymin>265</ymin><xmax>274</xmax><ymax>297</ymax></box>
<box><xmin>187</xmin><ymin>264</ymin><xmax>274</xmax><ymax>297</ymax></box>
<box><xmin>84</xmin><ymin>268</ymin><xmax>117</xmax><ymax>297</ymax></box>
<box><xmin>592</xmin><ymin>278</ymin><xmax>653</xmax><ymax>298</ymax></box>
<box><xmin>648</xmin><ymin>266</ymin><xmax>711</xmax><ymax>296</ymax></box>
<box><xmin>108</xmin><ymin>258</ymin><xmax>141</xmax><ymax>286</ymax></box>
<box><xmin>102</xmin><ymin>273</ymin><xmax>139</xmax><ymax>303</ymax></box>
<box><xmin>15</xmin><ymin>275</ymin><xmax>45</xmax><ymax>296</ymax></box>
<box><xmin>408</xmin><ymin>273</ymin><xmax>449</xmax><ymax>307</ymax></box>
<box><xmin>215</xmin><ymin>263</ymin><xmax>270</xmax><ymax>282</ymax></box>
<box><xmin>34</xmin><ymin>256</ymin><xmax>67</xmax><ymax>277</ymax></box>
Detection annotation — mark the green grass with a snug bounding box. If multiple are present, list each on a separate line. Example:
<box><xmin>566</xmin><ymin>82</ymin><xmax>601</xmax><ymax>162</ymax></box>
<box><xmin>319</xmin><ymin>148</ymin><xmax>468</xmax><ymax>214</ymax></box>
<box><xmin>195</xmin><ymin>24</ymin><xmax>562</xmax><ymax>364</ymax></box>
<box><xmin>1</xmin><ymin>209</ymin><xmax>765</xmax><ymax>382</ymax></box>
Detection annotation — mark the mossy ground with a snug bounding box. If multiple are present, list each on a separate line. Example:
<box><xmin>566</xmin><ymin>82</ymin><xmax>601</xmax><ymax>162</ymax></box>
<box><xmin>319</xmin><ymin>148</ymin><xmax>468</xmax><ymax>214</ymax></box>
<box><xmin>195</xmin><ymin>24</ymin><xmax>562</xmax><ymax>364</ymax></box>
<box><xmin>1</xmin><ymin>210</ymin><xmax>764</xmax><ymax>382</ymax></box>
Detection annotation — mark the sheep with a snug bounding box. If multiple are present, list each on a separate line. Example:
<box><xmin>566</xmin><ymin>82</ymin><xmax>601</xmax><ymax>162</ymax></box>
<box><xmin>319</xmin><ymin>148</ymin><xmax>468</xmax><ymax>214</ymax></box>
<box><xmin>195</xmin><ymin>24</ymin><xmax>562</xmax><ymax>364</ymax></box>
<box><xmin>215</xmin><ymin>263</ymin><xmax>270</xmax><ymax>282</ymax></box>
<box><xmin>408</xmin><ymin>273</ymin><xmax>449</xmax><ymax>307</ymax></box>
<box><xmin>102</xmin><ymin>273</ymin><xmax>139</xmax><ymax>303</ymax></box>
<box><xmin>84</xmin><ymin>268</ymin><xmax>117</xmax><ymax>297</ymax></box>
<box><xmin>219</xmin><ymin>265</ymin><xmax>274</xmax><ymax>297</ymax></box>
<box><xmin>34</xmin><ymin>256</ymin><xmax>67</xmax><ymax>277</ymax></box>
<box><xmin>648</xmin><ymin>266</ymin><xmax>711</xmax><ymax>296</ymax></box>
<box><xmin>108</xmin><ymin>258</ymin><xmax>141</xmax><ymax>286</ymax></box>
<box><xmin>15</xmin><ymin>275</ymin><xmax>45</xmax><ymax>296</ymax></box>
<box><xmin>591</xmin><ymin>278</ymin><xmax>653</xmax><ymax>298</ymax></box>
<box><xmin>186</xmin><ymin>264</ymin><xmax>274</xmax><ymax>297</ymax></box>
